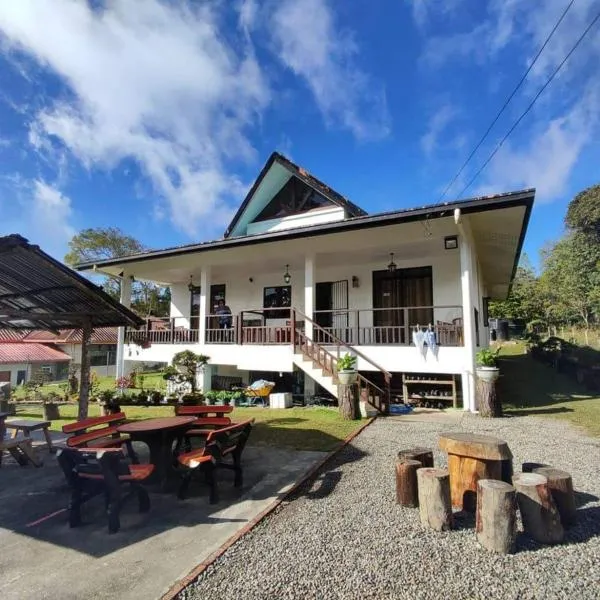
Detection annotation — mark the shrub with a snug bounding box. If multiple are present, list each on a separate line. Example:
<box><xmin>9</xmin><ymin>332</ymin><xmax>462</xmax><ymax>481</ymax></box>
<box><xmin>476</xmin><ymin>348</ymin><xmax>500</xmax><ymax>367</ymax></box>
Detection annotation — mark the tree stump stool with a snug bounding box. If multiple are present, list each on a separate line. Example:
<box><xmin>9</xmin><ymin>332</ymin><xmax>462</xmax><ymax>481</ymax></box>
<box><xmin>476</xmin><ymin>479</ymin><xmax>517</xmax><ymax>554</ymax></box>
<box><xmin>397</xmin><ymin>447</ymin><xmax>434</xmax><ymax>468</ymax></box>
<box><xmin>532</xmin><ymin>467</ymin><xmax>577</xmax><ymax>527</ymax></box>
<box><xmin>395</xmin><ymin>458</ymin><xmax>422</xmax><ymax>507</ymax></box>
<box><xmin>417</xmin><ymin>468</ymin><xmax>452</xmax><ymax>531</ymax></box>
<box><xmin>512</xmin><ymin>472</ymin><xmax>564</xmax><ymax>544</ymax></box>
<box><xmin>522</xmin><ymin>462</ymin><xmax>550</xmax><ymax>473</ymax></box>
<box><xmin>439</xmin><ymin>432</ymin><xmax>513</xmax><ymax>512</ymax></box>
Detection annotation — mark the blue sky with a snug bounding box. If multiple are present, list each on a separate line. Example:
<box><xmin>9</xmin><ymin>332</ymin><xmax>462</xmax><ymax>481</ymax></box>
<box><xmin>0</xmin><ymin>0</ymin><xmax>598</xmax><ymax>269</ymax></box>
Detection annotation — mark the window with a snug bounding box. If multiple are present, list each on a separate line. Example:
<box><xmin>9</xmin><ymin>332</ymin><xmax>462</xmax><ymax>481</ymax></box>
<box><xmin>263</xmin><ymin>286</ymin><xmax>291</xmax><ymax>319</ymax></box>
<box><xmin>482</xmin><ymin>297</ymin><xmax>490</xmax><ymax>327</ymax></box>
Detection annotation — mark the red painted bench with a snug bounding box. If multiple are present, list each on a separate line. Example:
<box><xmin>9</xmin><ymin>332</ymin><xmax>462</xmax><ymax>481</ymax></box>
<box><xmin>57</xmin><ymin>446</ymin><xmax>154</xmax><ymax>534</ymax></box>
<box><xmin>176</xmin><ymin>419</ymin><xmax>255</xmax><ymax>503</ymax></box>
<box><xmin>175</xmin><ymin>405</ymin><xmax>234</xmax><ymax>449</ymax></box>
<box><xmin>62</xmin><ymin>412</ymin><xmax>138</xmax><ymax>463</ymax></box>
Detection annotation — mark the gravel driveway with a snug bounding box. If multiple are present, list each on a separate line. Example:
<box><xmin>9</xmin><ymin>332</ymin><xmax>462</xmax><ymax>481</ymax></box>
<box><xmin>182</xmin><ymin>414</ymin><xmax>600</xmax><ymax>600</ymax></box>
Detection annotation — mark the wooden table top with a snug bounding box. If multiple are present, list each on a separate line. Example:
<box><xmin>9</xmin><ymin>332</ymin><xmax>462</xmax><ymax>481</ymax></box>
<box><xmin>0</xmin><ymin>412</ymin><xmax>9</xmax><ymax>420</ymax></box>
<box><xmin>117</xmin><ymin>416</ymin><xmax>196</xmax><ymax>434</ymax></box>
<box><xmin>5</xmin><ymin>419</ymin><xmax>50</xmax><ymax>429</ymax></box>
<box><xmin>438</xmin><ymin>432</ymin><xmax>512</xmax><ymax>460</ymax></box>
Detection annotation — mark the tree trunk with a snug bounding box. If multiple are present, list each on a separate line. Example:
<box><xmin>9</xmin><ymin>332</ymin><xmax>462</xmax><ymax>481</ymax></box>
<box><xmin>533</xmin><ymin>467</ymin><xmax>577</xmax><ymax>527</ymax></box>
<box><xmin>475</xmin><ymin>479</ymin><xmax>517</xmax><ymax>554</ymax></box>
<box><xmin>476</xmin><ymin>378</ymin><xmax>502</xmax><ymax>417</ymax></box>
<box><xmin>43</xmin><ymin>403</ymin><xmax>61</xmax><ymax>421</ymax></box>
<box><xmin>522</xmin><ymin>462</ymin><xmax>550</xmax><ymax>473</ymax></box>
<box><xmin>397</xmin><ymin>447</ymin><xmax>434</xmax><ymax>468</ymax></box>
<box><xmin>395</xmin><ymin>458</ymin><xmax>421</xmax><ymax>507</ymax></box>
<box><xmin>337</xmin><ymin>383</ymin><xmax>360</xmax><ymax>420</ymax></box>
<box><xmin>417</xmin><ymin>468</ymin><xmax>452</xmax><ymax>531</ymax></box>
<box><xmin>78</xmin><ymin>319</ymin><xmax>93</xmax><ymax>421</ymax></box>
<box><xmin>512</xmin><ymin>473</ymin><xmax>564</xmax><ymax>544</ymax></box>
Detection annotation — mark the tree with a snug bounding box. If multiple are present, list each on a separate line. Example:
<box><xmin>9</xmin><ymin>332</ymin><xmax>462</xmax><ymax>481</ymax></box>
<box><xmin>64</xmin><ymin>227</ymin><xmax>170</xmax><ymax>316</ymax></box>
<box><xmin>163</xmin><ymin>351</ymin><xmax>209</xmax><ymax>393</ymax></box>
<box><xmin>566</xmin><ymin>183</ymin><xmax>600</xmax><ymax>240</ymax></box>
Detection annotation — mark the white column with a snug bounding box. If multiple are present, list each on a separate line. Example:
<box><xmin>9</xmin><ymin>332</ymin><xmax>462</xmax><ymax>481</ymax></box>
<box><xmin>460</xmin><ymin>235</ymin><xmax>477</xmax><ymax>411</ymax></box>
<box><xmin>199</xmin><ymin>267</ymin><xmax>211</xmax><ymax>345</ymax></box>
<box><xmin>304</xmin><ymin>255</ymin><xmax>315</xmax><ymax>339</ymax></box>
<box><xmin>116</xmin><ymin>273</ymin><xmax>132</xmax><ymax>380</ymax></box>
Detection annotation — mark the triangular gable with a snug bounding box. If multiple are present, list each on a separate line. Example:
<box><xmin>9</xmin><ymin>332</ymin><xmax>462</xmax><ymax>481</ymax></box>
<box><xmin>224</xmin><ymin>152</ymin><xmax>366</xmax><ymax>238</ymax></box>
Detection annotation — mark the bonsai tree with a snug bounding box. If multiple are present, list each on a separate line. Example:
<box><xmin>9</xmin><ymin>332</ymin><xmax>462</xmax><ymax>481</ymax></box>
<box><xmin>165</xmin><ymin>350</ymin><xmax>210</xmax><ymax>393</ymax></box>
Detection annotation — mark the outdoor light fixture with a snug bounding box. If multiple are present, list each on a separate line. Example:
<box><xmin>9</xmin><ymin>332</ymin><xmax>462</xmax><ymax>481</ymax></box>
<box><xmin>283</xmin><ymin>264</ymin><xmax>291</xmax><ymax>284</ymax></box>
<box><xmin>387</xmin><ymin>253</ymin><xmax>397</xmax><ymax>273</ymax></box>
<box><xmin>444</xmin><ymin>235</ymin><xmax>458</xmax><ymax>250</ymax></box>
<box><xmin>352</xmin><ymin>275</ymin><xmax>360</xmax><ymax>288</ymax></box>
<box><xmin>187</xmin><ymin>275</ymin><xmax>195</xmax><ymax>292</ymax></box>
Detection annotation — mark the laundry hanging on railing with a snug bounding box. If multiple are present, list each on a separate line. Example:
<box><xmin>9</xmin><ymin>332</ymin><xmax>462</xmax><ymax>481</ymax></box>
<box><xmin>412</xmin><ymin>324</ymin><xmax>438</xmax><ymax>359</ymax></box>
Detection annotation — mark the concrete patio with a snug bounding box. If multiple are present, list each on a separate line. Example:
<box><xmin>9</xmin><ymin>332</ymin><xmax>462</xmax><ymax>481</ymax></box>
<box><xmin>0</xmin><ymin>434</ymin><xmax>325</xmax><ymax>600</ymax></box>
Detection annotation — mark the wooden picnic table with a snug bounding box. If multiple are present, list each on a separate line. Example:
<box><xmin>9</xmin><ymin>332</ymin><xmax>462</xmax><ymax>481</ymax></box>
<box><xmin>5</xmin><ymin>419</ymin><xmax>55</xmax><ymax>453</ymax></box>
<box><xmin>1</xmin><ymin>412</ymin><xmax>42</xmax><ymax>468</ymax></box>
<box><xmin>117</xmin><ymin>416</ymin><xmax>196</xmax><ymax>492</ymax></box>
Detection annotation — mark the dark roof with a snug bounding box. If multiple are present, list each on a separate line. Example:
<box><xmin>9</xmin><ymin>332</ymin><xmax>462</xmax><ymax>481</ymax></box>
<box><xmin>0</xmin><ymin>343</ymin><xmax>71</xmax><ymax>364</ymax></box>
<box><xmin>0</xmin><ymin>235</ymin><xmax>144</xmax><ymax>331</ymax></box>
<box><xmin>21</xmin><ymin>327</ymin><xmax>118</xmax><ymax>344</ymax></box>
<box><xmin>224</xmin><ymin>152</ymin><xmax>367</xmax><ymax>238</ymax></box>
<box><xmin>76</xmin><ymin>188</ymin><xmax>535</xmax><ymax>272</ymax></box>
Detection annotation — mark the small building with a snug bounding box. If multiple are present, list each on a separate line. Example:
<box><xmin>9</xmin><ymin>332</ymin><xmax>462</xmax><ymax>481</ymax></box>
<box><xmin>0</xmin><ymin>342</ymin><xmax>71</xmax><ymax>387</ymax></box>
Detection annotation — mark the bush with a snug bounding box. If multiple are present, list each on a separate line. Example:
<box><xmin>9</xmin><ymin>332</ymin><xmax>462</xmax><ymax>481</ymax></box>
<box><xmin>181</xmin><ymin>392</ymin><xmax>204</xmax><ymax>406</ymax></box>
<box><xmin>476</xmin><ymin>348</ymin><xmax>500</xmax><ymax>367</ymax></box>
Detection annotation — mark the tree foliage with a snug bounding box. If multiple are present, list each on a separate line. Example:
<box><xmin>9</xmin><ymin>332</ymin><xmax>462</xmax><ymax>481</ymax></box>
<box><xmin>565</xmin><ymin>184</ymin><xmax>600</xmax><ymax>239</ymax></box>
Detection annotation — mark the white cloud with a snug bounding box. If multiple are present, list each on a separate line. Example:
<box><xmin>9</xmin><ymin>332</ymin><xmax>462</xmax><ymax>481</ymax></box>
<box><xmin>421</xmin><ymin>105</ymin><xmax>458</xmax><ymax>156</ymax></box>
<box><xmin>271</xmin><ymin>0</ymin><xmax>390</xmax><ymax>141</ymax></box>
<box><xmin>0</xmin><ymin>0</ymin><xmax>270</xmax><ymax>237</ymax></box>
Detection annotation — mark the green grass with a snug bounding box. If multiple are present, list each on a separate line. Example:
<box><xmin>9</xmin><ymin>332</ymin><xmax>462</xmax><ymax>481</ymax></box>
<box><xmin>497</xmin><ymin>342</ymin><xmax>600</xmax><ymax>437</ymax></box>
<box><xmin>13</xmin><ymin>404</ymin><xmax>366</xmax><ymax>452</ymax></box>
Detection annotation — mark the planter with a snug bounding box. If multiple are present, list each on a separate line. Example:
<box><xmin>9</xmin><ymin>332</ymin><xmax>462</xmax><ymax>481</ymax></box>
<box><xmin>476</xmin><ymin>366</ymin><xmax>500</xmax><ymax>383</ymax></box>
<box><xmin>338</xmin><ymin>370</ymin><xmax>358</xmax><ymax>385</ymax></box>
<box><xmin>43</xmin><ymin>402</ymin><xmax>61</xmax><ymax>421</ymax></box>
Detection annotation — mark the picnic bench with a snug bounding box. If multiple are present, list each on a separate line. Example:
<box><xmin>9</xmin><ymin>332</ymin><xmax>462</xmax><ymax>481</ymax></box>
<box><xmin>175</xmin><ymin>405</ymin><xmax>233</xmax><ymax>449</ymax></box>
<box><xmin>57</xmin><ymin>446</ymin><xmax>154</xmax><ymax>534</ymax></box>
<box><xmin>62</xmin><ymin>412</ymin><xmax>138</xmax><ymax>463</ymax></box>
<box><xmin>1</xmin><ymin>412</ymin><xmax>42</xmax><ymax>467</ymax></box>
<box><xmin>5</xmin><ymin>419</ymin><xmax>55</xmax><ymax>453</ymax></box>
<box><xmin>177</xmin><ymin>419</ymin><xmax>255</xmax><ymax>503</ymax></box>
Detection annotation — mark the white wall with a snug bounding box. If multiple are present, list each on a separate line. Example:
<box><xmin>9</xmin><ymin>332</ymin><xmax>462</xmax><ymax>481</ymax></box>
<box><xmin>0</xmin><ymin>363</ymin><xmax>30</xmax><ymax>387</ymax></box>
<box><xmin>170</xmin><ymin>283</ymin><xmax>191</xmax><ymax>326</ymax></box>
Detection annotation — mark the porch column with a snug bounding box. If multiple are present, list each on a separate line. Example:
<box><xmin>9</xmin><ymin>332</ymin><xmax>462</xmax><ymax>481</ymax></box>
<box><xmin>116</xmin><ymin>273</ymin><xmax>132</xmax><ymax>381</ymax></box>
<box><xmin>304</xmin><ymin>255</ymin><xmax>315</xmax><ymax>339</ymax></box>
<box><xmin>459</xmin><ymin>233</ymin><xmax>477</xmax><ymax>412</ymax></box>
<box><xmin>199</xmin><ymin>267</ymin><xmax>211</xmax><ymax>345</ymax></box>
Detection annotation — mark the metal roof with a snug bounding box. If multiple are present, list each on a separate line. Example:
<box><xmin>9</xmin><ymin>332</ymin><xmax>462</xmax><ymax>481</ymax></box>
<box><xmin>21</xmin><ymin>327</ymin><xmax>118</xmax><ymax>344</ymax></box>
<box><xmin>0</xmin><ymin>343</ymin><xmax>71</xmax><ymax>364</ymax></box>
<box><xmin>0</xmin><ymin>330</ymin><xmax>28</xmax><ymax>343</ymax></box>
<box><xmin>0</xmin><ymin>235</ymin><xmax>144</xmax><ymax>331</ymax></box>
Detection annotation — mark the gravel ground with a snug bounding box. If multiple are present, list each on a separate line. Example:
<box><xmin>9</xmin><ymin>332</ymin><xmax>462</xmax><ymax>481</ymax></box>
<box><xmin>182</xmin><ymin>414</ymin><xmax>600</xmax><ymax>600</ymax></box>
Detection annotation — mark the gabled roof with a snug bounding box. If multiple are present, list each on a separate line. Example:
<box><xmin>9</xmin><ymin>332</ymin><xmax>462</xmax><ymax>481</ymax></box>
<box><xmin>21</xmin><ymin>327</ymin><xmax>118</xmax><ymax>345</ymax></box>
<box><xmin>0</xmin><ymin>235</ymin><xmax>144</xmax><ymax>331</ymax></box>
<box><xmin>0</xmin><ymin>343</ymin><xmax>71</xmax><ymax>364</ymax></box>
<box><xmin>0</xmin><ymin>330</ymin><xmax>28</xmax><ymax>343</ymax></box>
<box><xmin>224</xmin><ymin>152</ymin><xmax>367</xmax><ymax>238</ymax></box>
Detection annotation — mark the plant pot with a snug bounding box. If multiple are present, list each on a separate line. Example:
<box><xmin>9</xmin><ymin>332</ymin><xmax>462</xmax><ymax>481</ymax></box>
<box><xmin>338</xmin><ymin>370</ymin><xmax>358</xmax><ymax>385</ymax></box>
<box><xmin>43</xmin><ymin>402</ymin><xmax>61</xmax><ymax>421</ymax></box>
<box><xmin>476</xmin><ymin>366</ymin><xmax>500</xmax><ymax>383</ymax></box>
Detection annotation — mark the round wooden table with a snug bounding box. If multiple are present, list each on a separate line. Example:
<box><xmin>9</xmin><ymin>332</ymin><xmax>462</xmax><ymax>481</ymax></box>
<box><xmin>118</xmin><ymin>416</ymin><xmax>195</xmax><ymax>491</ymax></box>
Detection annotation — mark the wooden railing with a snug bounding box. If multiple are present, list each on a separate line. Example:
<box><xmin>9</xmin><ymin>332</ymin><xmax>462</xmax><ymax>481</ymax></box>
<box><xmin>125</xmin><ymin>317</ymin><xmax>199</xmax><ymax>345</ymax></box>
<box><xmin>292</xmin><ymin>308</ymin><xmax>391</xmax><ymax>414</ymax></box>
<box><xmin>312</xmin><ymin>306</ymin><xmax>464</xmax><ymax>346</ymax></box>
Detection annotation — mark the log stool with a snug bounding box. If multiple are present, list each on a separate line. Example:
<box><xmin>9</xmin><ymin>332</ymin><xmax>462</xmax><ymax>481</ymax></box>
<box><xmin>439</xmin><ymin>432</ymin><xmax>513</xmax><ymax>511</ymax></box>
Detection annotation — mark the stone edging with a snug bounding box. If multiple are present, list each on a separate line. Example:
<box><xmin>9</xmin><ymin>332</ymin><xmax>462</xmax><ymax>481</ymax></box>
<box><xmin>161</xmin><ymin>416</ymin><xmax>377</xmax><ymax>600</ymax></box>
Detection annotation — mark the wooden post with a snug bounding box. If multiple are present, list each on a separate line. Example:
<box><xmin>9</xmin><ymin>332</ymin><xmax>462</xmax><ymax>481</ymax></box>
<box><xmin>417</xmin><ymin>468</ymin><xmax>452</xmax><ymax>531</ymax></box>
<box><xmin>78</xmin><ymin>319</ymin><xmax>93</xmax><ymax>421</ymax></box>
<box><xmin>476</xmin><ymin>377</ymin><xmax>502</xmax><ymax>417</ymax></box>
<box><xmin>533</xmin><ymin>467</ymin><xmax>577</xmax><ymax>527</ymax></box>
<box><xmin>397</xmin><ymin>447</ymin><xmax>434</xmax><ymax>468</ymax></box>
<box><xmin>475</xmin><ymin>479</ymin><xmax>517</xmax><ymax>554</ymax></box>
<box><xmin>395</xmin><ymin>458</ymin><xmax>421</xmax><ymax>507</ymax></box>
<box><xmin>338</xmin><ymin>382</ymin><xmax>360</xmax><ymax>420</ymax></box>
<box><xmin>512</xmin><ymin>472</ymin><xmax>564</xmax><ymax>544</ymax></box>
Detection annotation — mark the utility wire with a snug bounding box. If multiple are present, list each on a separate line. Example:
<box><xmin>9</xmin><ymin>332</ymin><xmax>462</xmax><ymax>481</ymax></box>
<box><xmin>456</xmin><ymin>6</ymin><xmax>600</xmax><ymax>198</ymax></box>
<box><xmin>437</xmin><ymin>0</ymin><xmax>576</xmax><ymax>203</ymax></box>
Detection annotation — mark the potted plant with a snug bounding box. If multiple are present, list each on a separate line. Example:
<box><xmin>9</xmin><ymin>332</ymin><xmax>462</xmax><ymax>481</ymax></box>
<box><xmin>476</xmin><ymin>348</ymin><xmax>500</xmax><ymax>382</ymax></box>
<box><xmin>337</xmin><ymin>353</ymin><xmax>358</xmax><ymax>385</ymax></box>
<box><xmin>204</xmin><ymin>390</ymin><xmax>218</xmax><ymax>405</ymax></box>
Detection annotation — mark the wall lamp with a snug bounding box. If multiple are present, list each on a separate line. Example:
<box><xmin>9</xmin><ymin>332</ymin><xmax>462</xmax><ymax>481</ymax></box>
<box><xmin>444</xmin><ymin>235</ymin><xmax>458</xmax><ymax>250</ymax></box>
<box><xmin>352</xmin><ymin>275</ymin><xmax>360</xmax><ymax>288</ymax></box>
<box><xmin>387</xmin><ymin>253</ymin><xmax>397</xmax><ymax>273</ymax></box>
<box><xmin>283</xmin><ymin>264</ymin><xmax>291</xmax><ymax>284</ymax></box>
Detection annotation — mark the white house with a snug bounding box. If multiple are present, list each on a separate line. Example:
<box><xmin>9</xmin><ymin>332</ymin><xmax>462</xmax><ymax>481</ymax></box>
<box><xmin>77</xmin><ymin>152</ymin><xmax>534</xmax><ymax>413</ymax></box>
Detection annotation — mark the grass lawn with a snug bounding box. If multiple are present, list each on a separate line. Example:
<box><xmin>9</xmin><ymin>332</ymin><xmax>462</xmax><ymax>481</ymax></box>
<box><xmin>13</xmin><ymin>404</ymin><xmax>366</xmax><ymax>452</ymax></box>
<box><xmin>498</xmin><ymin>342</ymin><xmax>600</xmax><ymax>437</ymax></box>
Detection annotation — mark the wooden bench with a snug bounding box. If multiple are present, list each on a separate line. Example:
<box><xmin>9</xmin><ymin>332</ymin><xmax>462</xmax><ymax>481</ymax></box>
<box><xmin>176</xmin><ymin>419</ymin><xmax>255</xmax><ymax>503</ymax></box>
<box><xmin>62</xmin><ymin>412</ymin><xmax>138</xmax><ymax>463</ymax></box>
<box><xmin>1</xmin><ymin>411</ymin><xmax>42</xmax><ymax>467</ymax></box>
<box><xmin>439</xmin><ymin>432</ymin><xmax>513</xmax><ymax>511</ymax></box>
<box><xmin>175</xmin><ymin>405</ymin><xmax>234</xmax><ymax>449</ymax></box>
<box><xmin>57</xmin><ymin>446</ymin><xmax>154</xmax><ymax>534</ymax></box>
<box><xmin>5</xmin><ymin>419</ymin><xmax>55</xmax><ymax>453</ymax></box>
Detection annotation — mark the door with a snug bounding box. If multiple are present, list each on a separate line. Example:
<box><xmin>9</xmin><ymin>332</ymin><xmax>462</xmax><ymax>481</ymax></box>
<box><xmin>190</xmin><ymin>284</ymin><xmax>227</xmax><ymax>333</ymax></box>
<box><xmin>315</xmin><ymin>280</ymin><xmax>348</xmax><ymax>342</ymax></box>
<box><xmin>190</xmin><ymin>286</ymin><xmax>201</xmax><ymax>331</ymax></box>
<box><xmin>373</xmin><ymin>267</ymin><xmax>433</xmax><ymax>343</ymax></box>
<box><xmin>0</xmin><ymin>371</ymin><xmax>10</xmax><ymax>383</ymax></box>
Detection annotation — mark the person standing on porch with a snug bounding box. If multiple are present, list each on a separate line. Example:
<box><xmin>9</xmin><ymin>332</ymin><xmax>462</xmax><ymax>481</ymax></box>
<box><xmin>215</xmin><ymin>299</ymin><xmax>232</xmax><ymax>329</ymax></box>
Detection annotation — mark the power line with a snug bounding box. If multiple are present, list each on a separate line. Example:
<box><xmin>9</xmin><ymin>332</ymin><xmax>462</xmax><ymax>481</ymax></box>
<box><xmin>456</xmin><ymin>6</ymin><xmax>600</xmax><ymax>198</ymax></box>
<box><xmin>437</xmin><ymin>0</ymin><xmax>576</xmax><ymax>203</ymax></box>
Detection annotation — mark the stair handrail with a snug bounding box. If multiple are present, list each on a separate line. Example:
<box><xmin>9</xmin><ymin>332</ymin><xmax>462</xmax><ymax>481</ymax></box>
<box><xmin>293</xmin><ymin>308</ymin><xmax>392</xmax><ymax>383</ymax></box>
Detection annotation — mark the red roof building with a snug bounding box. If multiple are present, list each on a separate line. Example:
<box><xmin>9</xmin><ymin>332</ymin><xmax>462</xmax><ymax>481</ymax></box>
<box><xmin>0</xmin><ymin>343</ymin><xmax>71</xmax><ymax>364</ymax></box>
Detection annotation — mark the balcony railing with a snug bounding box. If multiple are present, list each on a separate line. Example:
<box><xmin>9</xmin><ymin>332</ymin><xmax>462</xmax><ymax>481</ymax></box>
<box><xmin>124</xmin><ymin>305</ymin><xmax>464</xmax><ymax>347</ymax></box>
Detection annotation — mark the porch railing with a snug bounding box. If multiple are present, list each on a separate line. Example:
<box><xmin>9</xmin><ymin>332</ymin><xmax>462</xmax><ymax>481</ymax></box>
<box><xmin>312</xmin><ymin>306</ymin><xmax>464</xmax><ymax>346</ymax></box>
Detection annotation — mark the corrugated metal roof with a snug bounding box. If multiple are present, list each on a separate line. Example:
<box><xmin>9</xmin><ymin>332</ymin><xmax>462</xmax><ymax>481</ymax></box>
<box><xmin>0</xmin><ymin>330</ymin><xmax>28</xmax><ymax>343</ymax></box>
<box><xmin>0</xmin><ymin>343</ymin><xmax>71</xmax><ymax>364</ymax></box>
<box><xmin>0</xmin><ymin>235</ymin><xmax>144</xmax><ymax>330</ymax></box>
<box><xmin>20</xmin><ymin>327</ymin><xmax>118</xmax><ymax>344</ymax></box>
